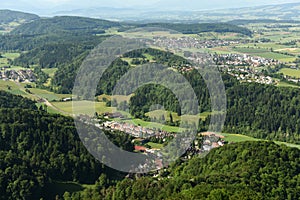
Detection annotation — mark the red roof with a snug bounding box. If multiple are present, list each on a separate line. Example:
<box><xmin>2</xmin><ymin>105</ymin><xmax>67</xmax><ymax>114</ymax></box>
<box><xmin>134</xmin><ymin>146</ymin><xmax>147</xmax><ymax>151</ymax></box>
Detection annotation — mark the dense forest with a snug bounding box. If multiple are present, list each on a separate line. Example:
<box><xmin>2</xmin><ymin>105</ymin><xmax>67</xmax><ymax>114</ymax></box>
<box><xmin>135</xmin><ymin>22</ymin><xmax>252</xmax><ymax>36</ymax></box>
<box><xmin>10</xmin><ymin>16</ymin><xmax>120</xmax><ymax>35</ymax></box>
<box><xmin>0</xmin><ymin>90</ymin><xmax>37</xmax><ymax>110</ymax></box>
<box><xmin>0</xmin><ymin>91</ymin><xmax>133</xmax><ymax>199</ymax></box>
<box><xmin>14</xmin><ymin>43</ymin><xmax>90</xmax><ymax>68</ymax></box>
<box><xmin>65</xmin><ymin>141</ymin><xmax>300</xmax><ymax>200</ymax></box>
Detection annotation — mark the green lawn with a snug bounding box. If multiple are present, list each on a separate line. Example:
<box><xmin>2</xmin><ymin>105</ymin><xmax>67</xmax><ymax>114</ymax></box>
<box><xmin>2</xmin><ymin>52</ymin><xmax>20</xmax><ymax>60</ymax></box>
<box><xmin>42</xmin><ymin>68</ymin><xmax>58</xmax><ymax>78</ymax></box>
<box><xmin>220</xmin><ymin>133</ymin><xmax>260</xmax><ymax>143</ymax></box>
<box><xmin>147</xmin><ymin>142</ymin><xmax>164</xmax><ymax>149</ymax></box>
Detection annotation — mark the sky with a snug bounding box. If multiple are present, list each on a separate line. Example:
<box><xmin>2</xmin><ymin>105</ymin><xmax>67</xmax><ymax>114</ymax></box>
<box><xmin>1</xmin><ymin>0</ymin><xmax>300</xmax><ymax>14</ymax></box>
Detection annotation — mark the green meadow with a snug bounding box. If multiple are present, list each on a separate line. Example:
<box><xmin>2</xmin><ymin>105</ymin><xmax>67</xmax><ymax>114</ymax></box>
<box><xmin>279</xmin><ymin>68</ymin><xmax>300</xmax><ymax>78</ymax></box>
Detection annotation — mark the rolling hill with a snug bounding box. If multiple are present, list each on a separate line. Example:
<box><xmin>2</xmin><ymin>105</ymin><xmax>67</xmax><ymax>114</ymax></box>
<box><xmin>11</xmin><ymin>16</ymin><xmax>121</xmax><ymax>35</ymax></box>
<box><xmin>0</xmin><ymin>9</ymin><xmax>39</xmax><ymax>24</ymax></box>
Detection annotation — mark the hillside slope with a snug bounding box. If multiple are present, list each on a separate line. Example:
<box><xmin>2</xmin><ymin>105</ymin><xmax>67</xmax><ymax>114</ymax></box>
<box><xmin>0</xmin><ymin>9</ymin><xmax>39</xmax><ymax>24</ymax></box>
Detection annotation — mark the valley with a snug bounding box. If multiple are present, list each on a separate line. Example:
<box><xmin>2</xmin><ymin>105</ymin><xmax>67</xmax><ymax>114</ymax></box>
<box><xmin>0</xmin><ymin>6</ymin><xmax>300</xmax><ymax>200</ymax></box>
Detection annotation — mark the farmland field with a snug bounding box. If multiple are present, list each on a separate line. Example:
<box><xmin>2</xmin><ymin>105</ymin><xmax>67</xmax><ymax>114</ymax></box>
<box><xmin>279</xmin><ymin>68</ymin><xmax>300</xmax><ymax>78</ymax></box>
<box><xmin>233</xmin><ymin>47</ymin><xmax>296</xmax><ymax>62</ymax></box>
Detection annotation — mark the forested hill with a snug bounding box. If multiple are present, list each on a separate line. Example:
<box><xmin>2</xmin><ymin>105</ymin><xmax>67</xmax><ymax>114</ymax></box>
<box><xmin>0</xmin><ymin>10</ymin><xmax>39</xmax><ymax>24</ymax></box>
<box><xmin>135</xmin><ymin>22</ymin><xmax>252</xmax><ymax>36</ymax></box>
<box><xmin>11</xmin><ymin>16</ymin><xmax>121</xmax><ymax>35</ymax></box>
<box><xmin>70</xmin><ymin>141</ymin><xmax>300</xmax><ymax>199</ymax></box>
<box><xmin>8</xmin><ymin>14</ymin><xmax>252</xmax><ymax>36</ymax></box>
<box><xmin>227</xmin><ymin>19</ymin><xmax>300</xmax><ymax>25</ymax></box>
<box><xmin>0</xmin><ymin>91</ymin><xmax>299</xmax><ymax>199</ymax></box>
<box><xmin>0</xmin><ymin>91</ymin><xmax>133</xmax><ymax>199</ymax></box>
<box><xmin>0</xmin><ymin>90</ymin><xmax>37</xmax><ymax>110</ymax></box>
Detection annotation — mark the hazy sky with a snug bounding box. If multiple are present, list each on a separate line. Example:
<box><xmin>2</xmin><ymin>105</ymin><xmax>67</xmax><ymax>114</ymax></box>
<box><xmin>2</xmin><ymin>0</ymin><xmax>300</xmax><ymax>14</ymax></box>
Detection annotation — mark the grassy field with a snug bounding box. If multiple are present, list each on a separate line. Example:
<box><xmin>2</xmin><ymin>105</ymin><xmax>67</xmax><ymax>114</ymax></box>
<box><xmin>232</xmin><ymin>47</ymin><xmax>296</xmax><ymax>62</ymax></box>
<box><xmin>0</xmin><ymin>52</ymin><xmax>24</xmax><ymax>68</ymax></box>
<box><xmin>220</xmin><ymin>133</ymin><xmax>260</xmax><ymax>142</ymax></box>
<box><xmin>53</xmin><ymin>101</ymin><xmax>113</xmax><ymax>115</ymax></box>
<box><xmin>2</xmin><ymin>52</ymin><xmax>20</xmax><ymax>60</ymax></box>
<box><xmin>275</xmin><ymin>79</ymin><xmax>300</xmax><ymax>88</ymax></box>
<box><xmin>258</xmin><ymin>52</ymin><xmax>296</xmax><ymax>62</ymax></box>
<box><xmin>0</xmin><ymin>80</ymin><xmax>34</xmax><ymax>98</ymax></box>
<box><xmin>146</xmin><ymin>110</ymin><xmax>180</xmax><ymax>121</ymax></box>
<box><xmin>122</xmin><ymin>119</ymin><xmax>182</xmax><ymax>132</ymax></box>
<box><xmin>275</xmin><ymin>48</ymin><xmax>300</xmax><ymax>56</ymax></box>
<box><xmin>279</xmin><ymin>68</ymin><xmax>300</xmax><ymax>78</ymax></box>
<box><xmin>274</xmin><ymin>141</ymin><xmax>300</xmax><ymax>149</ymax></box>
<box><xmin>237</xmin><ymin>43</ymin><xmax>286</xmax><ymax>50</ymax></box>
<box><xmin>29</xmin><ymin>88</ymin><xmax>70</xmax><ymax>101</ymax></box>
<box><xmin>0</xmin><ymin>79</ymin><xmax>72</xmax><ymax>102</ymax></box>
<box><xmin>221</xmin><ymin>133</ymin><xmax>300</xmax><ymax>149</ymax></box>
<box><xmin>42</xmin><ymin>68</ymin><xmax>58</xmax><ymax>78</ymax></box>
<box><xmin>146</xmin><ymin>110</ymin><xmax>210</xmax><ymax>122</ymax></box>
<box><xmin>146</xmin><ymin>142</ymin><xmax>164</xmax><ymax>149</ymax></box>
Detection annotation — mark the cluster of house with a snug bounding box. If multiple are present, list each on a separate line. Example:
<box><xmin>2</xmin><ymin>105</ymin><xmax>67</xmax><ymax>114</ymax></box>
<box><xmin>222</xmin><ymin>67</ymin><xmax>275</xmax><ymax>85</ymax></box>
<box><xmin>283</xmin><ymin>74</ymin><xmax>300</xmax><ymax>84</ymax></box>
<box><xmin>152</xmin><ymin>36</ymin><xmax>239</xmax><ymax>50</ymax></box>
<box><xmin>200</xmin><ymin>132</ymin><xmax>225</xmax><ymax>151</ymax></box>
<box><xmin>173</xmin><ymin>65</ymin><xmax>194</xmax><ymax>73</ymax></box>
<box><xmin>214</xmin><ymin>54</ymin><xmax>281</xmax><ymax>67</ymax></box>
<box><xmin>183</xmin><ymin>132</ymin><xmax>226</xmax><ymax>160</ymax></box>
<box><xmin>102</xmin><ymin>121</ymin><xmax>175</xmax><ymax>139</ymax></box>
<box><xmin>0</xmin><ymin>69</ymin><xmax>36</xmax><ymax>82</ymax></box>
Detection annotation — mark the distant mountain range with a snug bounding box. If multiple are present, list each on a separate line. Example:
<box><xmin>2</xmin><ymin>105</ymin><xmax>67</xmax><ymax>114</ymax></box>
<box><xmin>1</xmin><ymin>2</ymin><xmax>300</xmax><ymax>24</ymax></box>
<box><xmin>52</xmin><ymin>2</ymin><xmax>300</xmax><ymax>22</ymax></box>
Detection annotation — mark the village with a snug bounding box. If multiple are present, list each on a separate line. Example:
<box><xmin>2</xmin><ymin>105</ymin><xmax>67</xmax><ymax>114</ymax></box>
<box><xmin>149</xmin><ymin>36</ymin><xmax>299</xmax><ymax>86</ymax></box>
<box><xmin>77</xmin><ymin>112</ymin><xmax>226</xmax><ymax>172</ymax></box>
<box><xmin>152</xmin><ymin>36</ymin><xmax>240</xmax><ymax>50</ymax></box>
<box><xmin>99</xmin><ymin>115</ymin><xmax>226</xmax><ymax>167</ymax></box>
<box><xmin>213</xmin><ymin>53</ymin><xmax>281</xmax><ymax>67</ymax></box>
<box><xmin>0</xmin><ymin>68</ymin><xmax>36</xmax><ymax>82</ymax></box>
